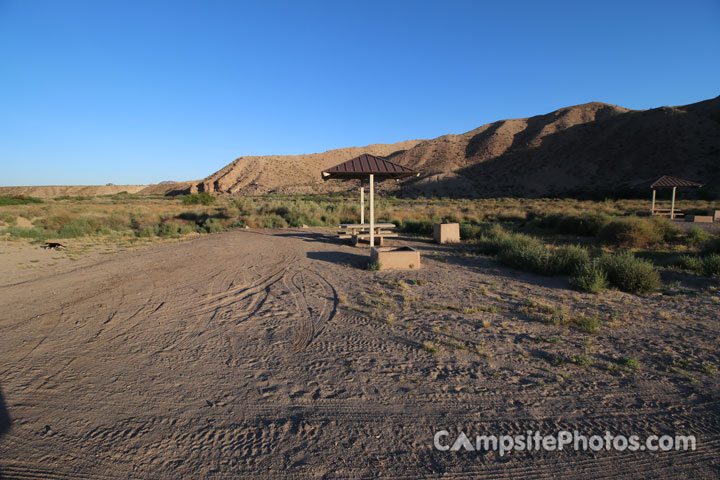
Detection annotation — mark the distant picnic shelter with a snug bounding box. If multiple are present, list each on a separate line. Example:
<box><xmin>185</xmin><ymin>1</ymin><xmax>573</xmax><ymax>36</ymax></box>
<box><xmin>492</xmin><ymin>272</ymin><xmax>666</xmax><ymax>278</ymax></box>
<box><xmin>638</xmin><ymin>175</ymin><xmax>703</xmax><ymax>219</ymax></box>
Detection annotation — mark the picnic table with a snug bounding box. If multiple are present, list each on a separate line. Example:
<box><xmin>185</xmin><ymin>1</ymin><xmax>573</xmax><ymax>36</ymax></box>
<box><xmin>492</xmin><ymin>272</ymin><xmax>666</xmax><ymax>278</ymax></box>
<box><xmin>651</xmin><ymin>208</ymin><xmax>684</xmax><ymax>218</ymax></box>
<box><xmin>337</xmin><ymin>223</ymin><xmax>398</xmax><ymax>246</ymax></box>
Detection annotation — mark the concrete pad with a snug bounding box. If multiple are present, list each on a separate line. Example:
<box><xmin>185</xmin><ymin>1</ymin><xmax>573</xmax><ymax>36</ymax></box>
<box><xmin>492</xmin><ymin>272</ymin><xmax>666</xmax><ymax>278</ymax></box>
<box><xmin>686</xmin><ymin>215</ymin><xmax>714</xmax><ymax>223</ymax></box>
<box><xmin>370</xmin><ymin>246</ymin><xmax>420</xmax><ymax>270</ymax></box>
<box><xmin>433</xmin><ymin>223</ymin><xmax>460</xmax><ymax>244</ymax></box>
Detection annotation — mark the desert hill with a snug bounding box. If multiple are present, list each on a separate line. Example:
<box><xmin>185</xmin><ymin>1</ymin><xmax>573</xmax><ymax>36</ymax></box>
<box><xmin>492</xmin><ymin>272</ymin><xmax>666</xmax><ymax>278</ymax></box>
<box><xmin>0</xmin><ymin>185</ymin><xmax>148</xmax><ymax>198</ymax></box>
<box><xmin>193</xmin><ymin>95</ymin><xmax>720</xmax><ymax>197</ymax></box>
<box><xmin>4</xmin><ymin>96</ymin><xmax>718</xmax><ymax>199</ymax></box>
<box><xmin>189</xmin><ymin>140</ymin><xmax>424</xmax><ymax>196</ymax></box>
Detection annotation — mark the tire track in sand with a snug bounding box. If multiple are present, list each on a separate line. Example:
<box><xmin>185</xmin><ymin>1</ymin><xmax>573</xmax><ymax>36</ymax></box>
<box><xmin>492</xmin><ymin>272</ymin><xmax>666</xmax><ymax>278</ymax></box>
<box><xmin>284</xmin><ymin>268</ymin><xmax>338</xmax><ymax>351</ymax></box>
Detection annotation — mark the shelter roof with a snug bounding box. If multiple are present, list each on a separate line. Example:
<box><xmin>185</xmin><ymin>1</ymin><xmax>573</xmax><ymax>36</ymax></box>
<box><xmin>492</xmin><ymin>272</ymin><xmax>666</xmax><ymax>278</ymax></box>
<box><xmin>321</xmin><ymin>154</ymin><xmax>420</xmax><ymax>180</ymax></box>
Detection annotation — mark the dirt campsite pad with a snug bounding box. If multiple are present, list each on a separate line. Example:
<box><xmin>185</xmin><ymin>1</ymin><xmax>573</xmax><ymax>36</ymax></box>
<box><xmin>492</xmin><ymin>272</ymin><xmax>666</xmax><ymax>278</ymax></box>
<box><xmin>0</xmin><ymin>229</ymin><xmax>718</xmax><ymax>478</ymax></box>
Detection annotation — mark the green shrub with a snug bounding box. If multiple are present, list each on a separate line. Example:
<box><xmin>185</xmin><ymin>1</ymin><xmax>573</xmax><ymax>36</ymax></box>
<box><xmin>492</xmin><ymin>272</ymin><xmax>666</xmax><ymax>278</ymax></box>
<box><xmin>570</xmin><ymin>261</ymin><xmax>608</xmax><ymax>294</ymax></box>
<box><xmin>676</xmin><ymin>255</ymin><xmax>703</xmax><ymax>272</ymax></box>
<box><xmin>158</xmin><ymin>221</ymin><xmax>182</xmax><ymax>237</ymax></box>
<box><xmin>571</xmin><ymin>354</ymin><xmax>593</xmax><ymax>367</ymax></box>
<box><xmin>686</xmin><ymin>227</ymin><xmax>711</xmax><ymax>247</ymax></box>
<box><xmin>538</xmin><ymin>212</ymin><xmax>611</xmax><ymax>236</ymax></box>
<box><xmin>233</xmin><ymin>197</ymin><xmax>255</xmax><ymax>215</ymax></box>
<box><xmin>367</xmin><ymin>261</ymin><xmax>381</xmax><ymax>271</ymax></box>
<box><xmin>137</xmin><ymin>225</ymin><xmax>159</xmax><ymax>237</ymax></box>
<box><xmin>702</xmin><ymin>236</ymin><xmax>720</xmax><ymax>255</ymax></box>
<box><xmin>459</xmin><ymin>223</ymin><xmax>485</xmax><ymax>241</ymax></box>
<box><xmin>271</xmin><ymin>201</ymin><xmax>325</xmax><ymax>227</ymax></box>
<box><xmin>598</xmin><ymin>217</ymin><xmax>665</xmax><ymax>248</ymax></box>
<box><xmin>182</xmin><ymin>192</ymin><xmax>216</xmax><ymax>205</ymax></box>
<box><xmin>497</xmin><ymin>237</ymin><xmax>548</xmax><ymax>272</ymax></box>
<box><xmin>261</xmin><ymin>214</ymin><xmax>288</xmax><ymax>229</ymax></box>
<box><xmin>57</xmin><ymin>217</ymin><xmax>109</xmax><ymax>237</ymax></box>
<box><xmin>202</xmin><ymin>218</ymin><xmax>224</xmax><ymax>233</ymax></box>
<box><xmin>3</xmin><ymin>226</ymin><xmax>48</xmax><ymax>240</ymax></box>
<box><xmin>178</xmin><ymin>224</ymin><xmax>196</xmax><ymax>235</ymax></box>
<box><xmin>497</xmin><ymin>237</ymin><xmax>588</xmax><ymax>276</ymax></box>
<box><xmin>400</xmin><ymin>220</ymin><xmax>434</xmax><ymax>235</ymax></box>
<box><xmin>621</xmin><ymin>356</ymin><xmax>640</xmax><ymax>370</ymax></box>
<box><xmin>700</xmin><ymin>254</ymin><xmax>720</xmax><ymax>277</ymax></box>
<box><xmin>675</xmin><ymin>253</ymin><xmax>720</xmax><ymax>277</ymax></box>
<box><xmin>0</xmin><ymin>195</ymin><xmax>43</xmax><ymax>205</ymax></box>
<box><xmin>578</xmin><ymin>315</ymin><xmax>601</xmax><ymax>333</ymax></box>
<box><xmin>651</xmin><ymin>216</ymin><xmax>682</xmax><ymax>243</ymax></box>
<box><xmin>0</xmin><ymin>212</ymin><xmax>17</xmax><ymax>225</ymax></box>
<box><xmin>551</xmin><ymin>245</ymin><xmax>590</xmax><ymax>275</ymax></box>
<box><xmin>598</xmin><ymin>251</ymin><xmax>661</xmax><ymax>294</ymax></box>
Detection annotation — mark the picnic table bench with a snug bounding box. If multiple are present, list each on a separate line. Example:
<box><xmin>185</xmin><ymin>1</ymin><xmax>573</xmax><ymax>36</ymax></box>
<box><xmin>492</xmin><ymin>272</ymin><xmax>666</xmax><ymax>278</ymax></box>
<box><xmin>337</xmin><ymin>223</ymin><xmax>398</xmax><ymax>246</ymax></box>
<box><xmin>651</xmin><ymin>208</ymin><xmax>684</xmax><ymax>218</ymax></box>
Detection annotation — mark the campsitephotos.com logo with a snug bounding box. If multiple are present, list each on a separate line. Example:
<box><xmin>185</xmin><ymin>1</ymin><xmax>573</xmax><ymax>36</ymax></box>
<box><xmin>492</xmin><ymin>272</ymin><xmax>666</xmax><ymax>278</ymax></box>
<box><xmin>434</xmin><ymin>430</ymin><xmax>696</xmax><ymax>457</ymax></box>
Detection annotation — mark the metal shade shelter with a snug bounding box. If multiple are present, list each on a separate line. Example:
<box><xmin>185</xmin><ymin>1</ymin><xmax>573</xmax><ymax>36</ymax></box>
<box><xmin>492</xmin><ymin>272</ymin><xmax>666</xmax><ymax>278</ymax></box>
<box><xmin>637</xmin><ymin>175</ymin><xmax>703</xmax><ymax>219</ymax></box>
<box><xmin>321</xmin><ymin>154</ymin><xmax>420</xmax><ymax>246</ymax></box>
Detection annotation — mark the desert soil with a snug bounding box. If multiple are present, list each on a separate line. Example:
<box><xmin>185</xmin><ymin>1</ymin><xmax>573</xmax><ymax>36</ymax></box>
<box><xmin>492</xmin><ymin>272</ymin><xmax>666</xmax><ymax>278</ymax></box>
<box><xmin>0</xmin><ymin>229</ymin><xmax>718</xmax><ymax>479</ymax></box>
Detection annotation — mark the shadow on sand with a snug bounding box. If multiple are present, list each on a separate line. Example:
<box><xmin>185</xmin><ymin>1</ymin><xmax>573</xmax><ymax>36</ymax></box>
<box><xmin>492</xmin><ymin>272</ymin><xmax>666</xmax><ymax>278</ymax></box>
<box><xmin>306</xmin><ymin>251</ymin><xmax>368</xmax><ymax>269</ymax></box>
<box><xmin>0</xmin><ymin>386</ymin><xmax>11</xmax><ymax>439</ymax></box>
<box><xmin>276</xmin><ymin>232</ymin><xmax>348</xmax><ymax>246</ymax></box>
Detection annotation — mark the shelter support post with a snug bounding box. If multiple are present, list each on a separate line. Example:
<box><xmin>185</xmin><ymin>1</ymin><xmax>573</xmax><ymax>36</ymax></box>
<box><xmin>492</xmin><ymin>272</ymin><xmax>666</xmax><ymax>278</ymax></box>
<box><xmin>670</xmin><ymin>186</ymin><xmax>677</xmax><ymax>220</ymax></box>
<box><xmin>651</xmin><ymin>189</ymin><xmax>656</xmax><ymax>215</ymax></box>
<box><xmin>369</xmin><ymin>174</ymin><xmax>374</xmax><ymax>247</ymax></box>
<box><xmin>360</xmin><ymin>186</ymin><xmax>365</xmax><ymax>225</ymax></box>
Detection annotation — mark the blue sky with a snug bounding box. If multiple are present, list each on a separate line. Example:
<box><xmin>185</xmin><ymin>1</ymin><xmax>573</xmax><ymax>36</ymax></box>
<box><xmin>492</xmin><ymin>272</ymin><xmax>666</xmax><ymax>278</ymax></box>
<box><xmin>1</xmin><ymin>0</ymin><xmax>718</xmax><ymax>186</ymax></box>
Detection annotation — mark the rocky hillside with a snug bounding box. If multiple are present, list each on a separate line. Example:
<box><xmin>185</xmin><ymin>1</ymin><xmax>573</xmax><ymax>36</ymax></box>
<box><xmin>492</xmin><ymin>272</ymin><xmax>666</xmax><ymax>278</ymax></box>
<box><xmin>395</xmin><ymin>97</ymin><xmax>720</xmax><ymax>197</ymax></box>
<box><xmin>190</xmin><ymin>141</ymin><xmax>423</xmax><ymax>196</ymax></box>
<box><xmin>189</xmin><ymin>95</ymin><xmax>719</xmax><ymax>198</ymax></box>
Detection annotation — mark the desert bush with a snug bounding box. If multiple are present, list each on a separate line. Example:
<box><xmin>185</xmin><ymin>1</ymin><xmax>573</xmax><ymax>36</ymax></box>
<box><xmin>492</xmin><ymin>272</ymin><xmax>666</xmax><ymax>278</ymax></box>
<box><xmin>474</xmin><ymin>225</ymin><xmax>522</xmax><ymax>255</ymax></box>
<box><xmin>0</xmin><ymin>195</ymin><xmax>43</xmax><ymax>205</ymax></box>
<box><xmin>652</xmin><ymin>216</ymin><xmax>682</xmax><ymax>243</ymax></box>
<box><xmin>569</xmin><ymin>261</ymin><xmax>608</xmax><ymax>294</ymax></box>
<box><xmin>685</xmin><ymin>227</ymin><xmax>711</xmax><ymax>247</ymax></box>
<box><xmin>399</xmin><ymin>220</ymin><xmax>434</xmax><ymax>235</ymax></box>
<box><xmin>702</xmin><ymin>236</ymin><xmax>720</xmax><ymax>255</ymax></box>
<box><xmin>700</xmin><ymin>254</ymin><xmax>720</xmax><ymax>277</ymax></box>
<box><xmin>273</xmin><ymin>201</ymin><xmax>325</xmax><ymax>227</ymax></box>
<box><xmin>261</xmin><ymin>214</ymin><xmax>288</xmax><ymax>229</ymax></box>
<box><xmin>459</xmin><ymin>223</ymin><xmax>482</xmax><ymax>241</ymax></box>
<box><xmin>233</xmin><ymin>197</ymin><xmax>255</xmax><ymax>215</ymax></box>
<box><xmin>0</xmin><ymin>212</ymin><xmax>17</xmax><ymax>224</ymax></box>
<box><xmin>158</xmin><ymin>221</ymin><xmax>183</xmax><ymax>237</ymax></box>
<box><xmin>676</xmin><ymin>255</ymin><xmax>703</xmax><ymax>272</ymax></box>
<box><xmin>367</xmin><ymin>261</ymin><xmax>381</xmax><ymax>271</ymax></box>
<box><xmin>422</xmin><ymin>341</ymin><xmax>439</xmax><ymax>354</ymax></box>
<box><xmin>37</xmin><ymin>215</ymin><xmax>124</xmax><ymax>238</ymax></box>
<box><xmin>182</xmin><ymin>192</ymin><xmax>216</xmax><ymax>206</ymax></box>
<box><xmin>3</xmin><ymin>226</ymin><xmax>49</xmax><ymax>240</ymax></box>
<box><xmin>202</xmin><ymin>218</ymin><xmax>224</xmax><ymax>233</ymax></box>
<box><xmin>492</xmin><ymin>230</ymin><xmax>589</xmax><ymax>276</ymax></box>
<box><xmin>57</xmin><ymin>217</ymin><xmax>106</xmax><ymax>237</ymax></box>
<box><xmin>598</xmin><ymin>251</ymin><xmax>661</xmax><ymax>294</ymax></box>
<box><xmin>598</xmin><ymin>217</ymin><xmax>665</xmax><ymax>248</ymax></box>
<box><xmin>675</xmin><ymin>253</ymin><xmax>720</xmax><ymax>277</ymax></box>
<box><xmin>137</xmin><ymin>225</ymin><xmax>159</xmax><ymax>237</ymax></box>
<box><xmin>537</xmin><ymin>212</ymin><xmax>611</xmax><ymax>236</ymax></box>
<box><xmin>550</xmin><ymin>245</ymin><xmax>591</xmax><ymax>275</ymax></box>
<box><xmin>179</xmin><ymin>224</ymin><xmax>196</xmax><ymax>235</ymax></box>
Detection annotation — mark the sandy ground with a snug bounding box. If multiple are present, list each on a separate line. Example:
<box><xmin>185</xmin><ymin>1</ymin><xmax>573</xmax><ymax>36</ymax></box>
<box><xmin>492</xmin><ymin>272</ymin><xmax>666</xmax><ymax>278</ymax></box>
<box><xmin>0</xmin><ymin>229</ymin><xmax>718</xmax><ymax>479</ymax></box>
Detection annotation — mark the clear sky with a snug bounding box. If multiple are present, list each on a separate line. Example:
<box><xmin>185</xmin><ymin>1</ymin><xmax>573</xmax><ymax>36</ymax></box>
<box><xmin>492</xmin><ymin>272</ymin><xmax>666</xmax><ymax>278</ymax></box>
<box><xmin>1</xmin><ymin>0</ymin><xmax>718</xmax><ymax>186</ymax></box>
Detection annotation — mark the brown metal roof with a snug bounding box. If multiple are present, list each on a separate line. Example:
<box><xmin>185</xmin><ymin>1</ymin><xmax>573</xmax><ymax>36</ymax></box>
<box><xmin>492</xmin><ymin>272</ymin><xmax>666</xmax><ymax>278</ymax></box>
<box><xmin>321</xmin><ymin>154</ymin><xmax>420</xmax><ymax>180</ymax></box>
<box><xmin>637</xmin><ymin>175</ymin><xmax>704</xmax><ymax>188</ymax></box>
